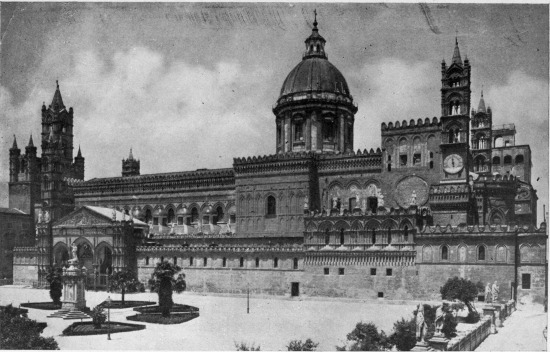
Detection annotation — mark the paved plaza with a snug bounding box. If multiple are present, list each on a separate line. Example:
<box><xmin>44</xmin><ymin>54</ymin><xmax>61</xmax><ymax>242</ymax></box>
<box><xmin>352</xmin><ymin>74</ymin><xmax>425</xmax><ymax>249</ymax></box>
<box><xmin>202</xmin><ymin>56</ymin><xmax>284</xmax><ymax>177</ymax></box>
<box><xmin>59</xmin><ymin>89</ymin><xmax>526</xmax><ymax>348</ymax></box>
<box><xmin>1</xmin><ymin>286</ymin><xmax>418</xmax><ymax>350</ymax></box>
<box><xmin>1</xmin><ymin>286</ymin><xmax>547</xmax><ymax>351</ymax></box>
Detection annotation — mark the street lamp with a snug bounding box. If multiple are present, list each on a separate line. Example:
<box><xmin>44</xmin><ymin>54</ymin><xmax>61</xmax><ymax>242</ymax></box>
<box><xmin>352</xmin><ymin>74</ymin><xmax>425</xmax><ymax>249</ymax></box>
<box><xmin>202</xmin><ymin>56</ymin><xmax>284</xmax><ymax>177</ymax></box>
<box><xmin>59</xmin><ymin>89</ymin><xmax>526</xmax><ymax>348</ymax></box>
<box><xmin>106</xmin><ymin>296</ymin><xmax>112</xmax><ymax>340</ymax></box>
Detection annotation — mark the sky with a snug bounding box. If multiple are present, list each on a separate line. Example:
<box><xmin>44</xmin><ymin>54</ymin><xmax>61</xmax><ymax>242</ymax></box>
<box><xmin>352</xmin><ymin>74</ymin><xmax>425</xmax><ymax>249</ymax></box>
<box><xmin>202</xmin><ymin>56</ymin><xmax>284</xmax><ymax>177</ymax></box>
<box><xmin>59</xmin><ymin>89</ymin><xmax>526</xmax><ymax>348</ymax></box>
<box><xmin>0</xmin><ymin>3</ymin><xmax>548</xmax><ymax>222</ymax></box>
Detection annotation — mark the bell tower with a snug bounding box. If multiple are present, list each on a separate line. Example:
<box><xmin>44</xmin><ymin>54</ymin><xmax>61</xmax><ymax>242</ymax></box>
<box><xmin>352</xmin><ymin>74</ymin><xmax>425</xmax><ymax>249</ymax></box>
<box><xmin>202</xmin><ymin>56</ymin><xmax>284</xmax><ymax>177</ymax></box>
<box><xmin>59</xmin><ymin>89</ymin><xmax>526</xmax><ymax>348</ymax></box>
<box><xmin>439</xmin><ymin>38</ymin><xmax>471</xmax><ymax>182</ymax></box>
<box><xmin>470</xmin><ymin>90</ymin><xmax>492</xmax><ymax>175</ymax></box>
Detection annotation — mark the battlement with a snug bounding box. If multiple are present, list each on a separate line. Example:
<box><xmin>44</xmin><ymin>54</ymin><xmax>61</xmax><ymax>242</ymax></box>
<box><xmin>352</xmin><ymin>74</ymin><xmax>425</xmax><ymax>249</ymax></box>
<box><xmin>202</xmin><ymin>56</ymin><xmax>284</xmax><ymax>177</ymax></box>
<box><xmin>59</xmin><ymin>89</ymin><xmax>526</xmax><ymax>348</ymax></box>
<box><xmin>420</xmin><ymin>223</ymin><xmax>547</xmax><ymax>235</ymax></box>
<box><xmin>13</xmin><ymin>246</ymin><xmax>38</xmax><ymax>253</ymax></box>
<box><xmin>137</xmin><ymin>244</ymin><xmax>303</xmax><ymax>253</ymax></box>
<box><xmin>381</xmin><ymin>117</ymin><xmax>440</xmax><ymax>132</ymax></box>
<box><xmin>476</xmin><ymin>174</ymin><xmax>518</xmax><ymax>183</ymax></box>
<box><xmin>305</xmin><ymin>205</ymin><xmax>421</xmax><ymax>219</ymax></box>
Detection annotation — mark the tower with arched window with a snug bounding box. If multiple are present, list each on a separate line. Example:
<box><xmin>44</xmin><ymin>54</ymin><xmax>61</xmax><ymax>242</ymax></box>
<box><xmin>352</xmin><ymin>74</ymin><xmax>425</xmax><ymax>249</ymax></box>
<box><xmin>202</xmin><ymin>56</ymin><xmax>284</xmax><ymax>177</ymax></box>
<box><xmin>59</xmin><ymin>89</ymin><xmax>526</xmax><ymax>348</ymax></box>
<box><xmin>470</xmin><ymin>91</ymin><xmax>492</xmax><ymax>174</ymax></box>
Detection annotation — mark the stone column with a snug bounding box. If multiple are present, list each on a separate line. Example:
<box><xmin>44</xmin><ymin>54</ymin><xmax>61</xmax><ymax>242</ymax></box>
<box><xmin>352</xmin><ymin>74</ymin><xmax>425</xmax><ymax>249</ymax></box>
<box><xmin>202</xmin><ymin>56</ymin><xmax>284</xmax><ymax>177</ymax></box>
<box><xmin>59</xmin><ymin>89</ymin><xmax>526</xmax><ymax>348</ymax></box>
<box><xmin>338</xmin><ymin>114</ymin><xmax>344</xmax><ymax>152</ymax></box>
<box><xmin>284</xmin><ymin>116</ymin><xmax>291</xmax><ymax>152</ymax></box>
<box><xmin>306</xmin><ymin>115</ymin><xmax>312</xmax><ymax>151</ymax></box>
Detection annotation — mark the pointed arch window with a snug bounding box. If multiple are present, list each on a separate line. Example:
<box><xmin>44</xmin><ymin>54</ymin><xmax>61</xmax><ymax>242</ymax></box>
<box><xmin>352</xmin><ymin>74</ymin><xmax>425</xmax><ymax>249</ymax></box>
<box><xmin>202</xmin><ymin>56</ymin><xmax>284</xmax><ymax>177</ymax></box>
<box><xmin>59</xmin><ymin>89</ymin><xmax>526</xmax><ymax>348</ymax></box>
<box><xmin>403</xmin><ymin>226</ymin><xmax>409</xmax><ymax>242</ymax></box>
<box><xmin>441</xmin><ymin>246</ymin><xmax>449</xmax><ymax>261</ymax></box>
<box><xmin>504</xmin><ymin>155</ymin><xmax>512</xmax><ymax>164</ymax></box>
<box><xmin>266</xmin><ymin>196</ymin><xmax>277</xmax><ymax>217</ymax></box>
<box><xmin>371</xmin><ymin>229</ymin><xmax>376</xmax><ymax>244</ymax></box>
<box><xmin>324</xmin><ymin>229</ymin><xmax>330</xmax><ymax>245</ymax></box>
<box><xmin>145</xmin><ymin>209</ymin><xmax>152</xmax><ymax>224</ymax></box>
<box><xmin>340</xmin><ymin>229</ymin><xmax>345</xmax><ymax>245</ymax></box>
<box><xmin>478</xmin><ymin>246</ymin><xmax>486</xmax><ymax>261</ymax></box>
<box><xmin>387</xmin><ymin>228</ymin><xmax>392</xmax><ymax>244</ymax></box>
<box><xmin>492</xmin><ymin>156</ymin><xmax>501</xmax><ymax>165</ymax></box>
<box><xmin>213</xmin><ymin>206</ymin><xmax>224</xmax><ymax>225</ymax></box>
<box><xmin>167</xmin><ymin>208</ymin><xmax>175</xmax><ymax>224</ymax></box>
<box><xmin>191</xmin><ymin>207</ymin><xmax>199</xmax><ymax>223</ymax></box>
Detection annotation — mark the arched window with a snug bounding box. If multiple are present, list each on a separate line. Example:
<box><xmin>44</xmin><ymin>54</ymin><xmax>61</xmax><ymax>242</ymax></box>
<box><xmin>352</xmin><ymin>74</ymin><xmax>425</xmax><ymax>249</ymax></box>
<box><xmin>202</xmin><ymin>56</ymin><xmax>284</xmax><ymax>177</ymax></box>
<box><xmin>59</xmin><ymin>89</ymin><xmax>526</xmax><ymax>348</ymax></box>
<box><xmin>145</xmin><ymin>209</ymin><xmax>152</xmax><ymax>223</ymax></box>
<box><xmin>203</xmin><ymin>257</ymin><xmax>207</xmax><ymax>266</ymax></box>
<box><xmin>371</xmin><ymin>229</ymin><xmax>376</xmax><ymax>244</ymax></box>
<box><xmin>145</xmin><ymin>256</ymin><xmax>150</xmax><ymax>265</ymax></box>
<box><xmin>191</xmin><ymin>207</ymin><xmax>199</xmax><ymax>223</ymax></box>
<box><xmin>387</xmin><ymin>228</ymin><xmax>392</xmax><ymax>244</ymax></box>
<box><xmin>324</xmin><ymin>229</ymin><xmax>330</xmax><ymax>245</ymax></box>
<box><xmin>173</xmin><ymin>257</ymin><xmax>178</xmax><ymax>265</ymax></box>
<box><xmin>441</xmin><ymin>246</ymin><xmax>448</xmax><ymax>261</ymax></box>
<box><xmin>255</xmin><ymin>257</ymin><xmax>260</xmax><ymax>268</ymax></box>
<box><xmin>340</xmin><ymin>229</ymin><xmax>345</xmax><ymax>245</ymax></box>
<box><xmin>213</xmin><ymin>206</ymin><xmax>224</xmax><ymax>225</ymax></box>
<box><xmin>266</xmin><ymin>196</ymin><xmax>277</xmax><ymax>217</ymax></box>
<box><xmin>503</xmin><ymin>155</ymin><xmax>512</xmax><ymax>164</ymax></box>
<box><xmin>222</xmin><ymin>257</ymin><xmax>227</xmax><ymax>267</ymax></box>
<box><xmin>239</xmin><ymin>257</ymin><xmax>244</xmax><ymax>267</ymax></box>
<box><xmin>515</xmin><ymin>155</ymin><xmax>524</xmax><ymax>164</ymax></box>
<box><xmin>403</xmin><ymin>226</ymin><xmax>409</xmax><ymax>242</ymax></box>
<box><xmin>294</xmin><ymin>121</ymin><xmax>304</xmax><ymax>142</ymax></box>
<box><xmin>274</xmin><ymin>257</ymin><xmax>279</xmax><ymax>268</ymax></box>
<box><xmin>167</xmin><ymin>208</ymin><xmax>175</xmax><ymax>224</ymax></box>
<box><xmin>492</xmin><ymin>156</ymin><xmax>501</xmax><ymax>165</ymax></box>
<box><xmin>293</xmin><ymin>258</ymin><xmax>299</xmax><ymax>270</ymax></box>
<box><xmin>478</xmin><ymin>246</ymin><xmax>485</xmax><ymax>261</ymax></box>
<box><xmin>323</xmin><ymin>119</ymin><xmax>336</xmax><ymax>141</ymax></box>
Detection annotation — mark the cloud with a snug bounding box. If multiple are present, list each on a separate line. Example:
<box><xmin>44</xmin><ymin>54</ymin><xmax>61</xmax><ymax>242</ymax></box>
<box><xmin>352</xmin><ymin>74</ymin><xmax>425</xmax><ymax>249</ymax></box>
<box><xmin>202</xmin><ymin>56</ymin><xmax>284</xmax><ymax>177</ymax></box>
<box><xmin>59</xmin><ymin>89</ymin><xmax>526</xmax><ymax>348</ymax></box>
<box><xmin>352</xmin><ymin>58</ymin><xmax>440</xmax><ymax>150</ymax></box>
<box><xmin>0</xmin><ymin>46</ymin><xmax>276</xmax><ymax>205</ymax></box>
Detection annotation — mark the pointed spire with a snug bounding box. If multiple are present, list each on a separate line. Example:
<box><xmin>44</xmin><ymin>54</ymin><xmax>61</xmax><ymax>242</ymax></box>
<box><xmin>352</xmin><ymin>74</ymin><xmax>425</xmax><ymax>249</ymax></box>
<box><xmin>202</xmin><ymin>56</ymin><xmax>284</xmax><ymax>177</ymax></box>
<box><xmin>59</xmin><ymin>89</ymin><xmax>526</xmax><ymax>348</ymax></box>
<box><xmin>28</xmin><ymin>134</ymin><xmax>34</xmax><ymax>147</ymax></box>
<box><xmin>478</xmin><ymin>88</ymin><xmax>486</xmax><ymax>113</ymax></box>
<box><xmin>313</xmin><ymin>9</ymin><xmax>318</xmax><ymax>29</ymax></box>
<box><xmin>50</xmin><ymin>80</ymin><xmax>65</xmax><ymax>112</ymax></box>
<box><xmin>11</xmin><ymin>135</ymin><xmax>18</xmax><ymax>149</ymax></box>
<box><xmin>452</xmin><ymin>37</ymin><xmax>463</xmax><ymax>66</ymax></box>
<box><xmin>128</xmin><ymin>148</ymin><xmax>134</xmax><ymax>160</ymax></box>
<box><xmin>76</xmin><ymin>145</ymin><xmax>83</xmax><ymax>158</ymax></box>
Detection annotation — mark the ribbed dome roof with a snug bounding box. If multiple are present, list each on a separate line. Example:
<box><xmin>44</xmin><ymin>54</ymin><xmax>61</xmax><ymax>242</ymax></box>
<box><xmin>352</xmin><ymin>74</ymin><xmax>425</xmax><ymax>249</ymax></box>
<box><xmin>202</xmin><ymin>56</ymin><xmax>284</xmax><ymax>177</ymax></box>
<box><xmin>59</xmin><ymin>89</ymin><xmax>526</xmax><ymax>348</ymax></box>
<box><xmin>279</xmin><ymin>57</ymin><xmax>350</xmax><ymax>98</ymax></box>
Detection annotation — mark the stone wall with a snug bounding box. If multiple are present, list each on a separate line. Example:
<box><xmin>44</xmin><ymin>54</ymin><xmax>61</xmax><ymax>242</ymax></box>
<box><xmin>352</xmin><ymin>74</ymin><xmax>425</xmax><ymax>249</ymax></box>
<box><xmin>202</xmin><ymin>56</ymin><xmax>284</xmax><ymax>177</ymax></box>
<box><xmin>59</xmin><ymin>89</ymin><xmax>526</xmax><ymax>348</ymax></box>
<box><xmin>12</xmin><ymin>248</ymin><xmax>38</xmax><ymax>285</ymax></box>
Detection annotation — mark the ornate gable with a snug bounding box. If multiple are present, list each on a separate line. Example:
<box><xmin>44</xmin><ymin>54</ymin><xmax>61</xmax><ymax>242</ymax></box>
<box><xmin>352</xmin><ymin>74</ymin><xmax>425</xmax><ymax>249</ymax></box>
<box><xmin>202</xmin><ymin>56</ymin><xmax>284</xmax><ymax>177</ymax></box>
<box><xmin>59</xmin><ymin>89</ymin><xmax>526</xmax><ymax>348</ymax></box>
<box><xmin>54</xmin><ymin>207</ymin><xmax>113</xmax><ymax>227</ymax></box>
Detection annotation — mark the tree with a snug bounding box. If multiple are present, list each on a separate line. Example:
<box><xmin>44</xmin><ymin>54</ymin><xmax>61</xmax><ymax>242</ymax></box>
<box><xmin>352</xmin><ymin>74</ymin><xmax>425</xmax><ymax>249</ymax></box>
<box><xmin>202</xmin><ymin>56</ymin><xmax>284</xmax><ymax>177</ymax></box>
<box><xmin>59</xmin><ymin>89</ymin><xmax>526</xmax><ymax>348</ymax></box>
<box><xmin>108</xmin><ymin>269</ymin><xmax>141</xmax><ymax>305</ymax></box>
<box><xmin>337</xmin><ymin>322</ymin><xmax>390</xmax><ymax>351</ymax></box>
<box><xmin>148</xmin><ymin>261</ymin><xmax>186</xmax><ymax>317</ymax></box>
<box><xmin>389</xmin><ymin>318</ymin><xmax>416</xmax><ymax>351</ymax></box>
<box><xmin>440</xmin><ymin>277</ymin><xmax>478</xmax><ymax>314</ymax></box>
<box><xmin>91</xmin><ymin>305</ymin><xmax>106</xmax><ymax>329</ymax></box>
<box><xmin>235</xmin><ymin>342</ymin><xmax>261</xmax><ymax>351</ymax></box>
<box><xmin>287</xmin><ymin>338</ymin><xmax>319</xmax><ymax>351</ymax></box>
<box><xmin>0</xmin><ymin>304</ymin><xmax>59</xmax><ymax>349</ymax></box>
<box><xmin>45</xmin><ymin>267</ymin><xmax>63</xmax><ymax>305</ymax></box>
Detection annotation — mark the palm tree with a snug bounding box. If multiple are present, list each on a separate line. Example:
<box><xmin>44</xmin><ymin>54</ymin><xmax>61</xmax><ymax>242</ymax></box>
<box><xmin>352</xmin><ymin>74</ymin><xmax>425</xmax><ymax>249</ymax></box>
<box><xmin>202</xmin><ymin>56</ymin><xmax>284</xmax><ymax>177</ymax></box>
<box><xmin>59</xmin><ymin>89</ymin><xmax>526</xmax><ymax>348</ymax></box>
<box><xmin>148</xmin><ymin>261</ymin><xmax>186</xmax><ymax>317</ymax></box>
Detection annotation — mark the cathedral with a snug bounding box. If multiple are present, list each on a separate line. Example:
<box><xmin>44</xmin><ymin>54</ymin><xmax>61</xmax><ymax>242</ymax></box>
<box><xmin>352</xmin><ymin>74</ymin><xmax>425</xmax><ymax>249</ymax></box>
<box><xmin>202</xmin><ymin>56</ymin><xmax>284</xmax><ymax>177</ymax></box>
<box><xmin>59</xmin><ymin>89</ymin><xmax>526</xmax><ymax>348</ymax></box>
<box><xmin>6</xmin><ymin>18</ymin><xmax>547</xmax><ymax>304</ymax></box>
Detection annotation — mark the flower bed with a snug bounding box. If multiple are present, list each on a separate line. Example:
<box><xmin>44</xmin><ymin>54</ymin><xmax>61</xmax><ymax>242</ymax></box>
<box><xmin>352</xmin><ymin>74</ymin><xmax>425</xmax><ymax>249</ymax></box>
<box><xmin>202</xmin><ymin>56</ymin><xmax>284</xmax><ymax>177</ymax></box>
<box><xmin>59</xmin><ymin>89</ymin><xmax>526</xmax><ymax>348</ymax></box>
<box><xmin>133</xmin><ymin>303</ymin><xmax>199</xmax><ymax>314</ymax></box>
<box><xmin>62</xmin><ymin>321</ymin><xmax>146</xmax><ymax>336</ymax></box>
<box><xmin>97</xmin><ymin>300</ymin><xmax>156</xmax><ymax>309</ymax></box>
<box><xmin>126</xmin><ymin>312</ymin><xmax>199</xmax><ymax>325</ymax></box>
<box><xmin>20</xmin><ymin>302</ymin><xmax>62</xmax><ymax>310</ymax></box>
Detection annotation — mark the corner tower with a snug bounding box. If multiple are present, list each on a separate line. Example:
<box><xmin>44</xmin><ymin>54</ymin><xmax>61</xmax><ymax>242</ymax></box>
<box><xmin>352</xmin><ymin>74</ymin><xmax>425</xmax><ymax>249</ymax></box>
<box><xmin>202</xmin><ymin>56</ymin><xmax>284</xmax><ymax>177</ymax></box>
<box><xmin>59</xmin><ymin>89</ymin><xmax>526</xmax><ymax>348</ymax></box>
<box><xmin>122</xmin><ymin>148</ymin><xmax>140</xmax><ymax>177</ymax></box>
<box><xmin>273</xmin><ymin>13</ymin><xmax>357</xmax><ymax>154</ymax></box>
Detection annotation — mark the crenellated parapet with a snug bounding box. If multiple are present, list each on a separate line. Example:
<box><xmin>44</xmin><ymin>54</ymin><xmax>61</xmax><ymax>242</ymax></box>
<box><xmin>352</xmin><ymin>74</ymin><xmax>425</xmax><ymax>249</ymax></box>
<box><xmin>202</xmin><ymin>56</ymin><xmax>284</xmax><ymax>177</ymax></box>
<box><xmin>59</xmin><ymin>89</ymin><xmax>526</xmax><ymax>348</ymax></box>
<box><xmin>233</xmin><ymin>152</ymin><xmax>316</xmax><ymax>176</ymax></box>
<box><xmin>419</xmin><ymin>223</ymin><xmax>547</xmax><ymax>236</ymax></box>
<box><xmin>137</xmin><ymin>244</ymin><xmax>303</xmax><ymax>253</ymax></box>
<box><xmin>429</xmin><ymin>183</ymin><xmax>471</xmax><ymax>211</ymax></box>
<box><xmin>381</xmin><ymin>117</ymin><xmax>441</xmax><ymax>133</ymax></box>
<box><xmin>305</xmin><ymin>250</ymin><xmax>417</xmax><ymax>266</ymax></box>
<box><xmin>73</xmin><ymin>168</ymin><xmax>235</xmax><ymax>196</ymax></box>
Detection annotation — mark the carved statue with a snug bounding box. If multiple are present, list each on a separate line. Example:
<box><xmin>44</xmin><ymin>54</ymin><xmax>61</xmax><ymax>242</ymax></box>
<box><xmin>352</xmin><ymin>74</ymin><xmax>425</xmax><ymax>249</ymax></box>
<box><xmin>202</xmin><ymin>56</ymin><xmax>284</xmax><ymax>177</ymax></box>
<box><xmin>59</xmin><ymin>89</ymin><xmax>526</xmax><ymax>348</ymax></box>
<box><xmin>378</xmin><ymin>192</ymin><xmax>385</xmax><ymax>207</ymax></box>
<box><xmin>304</xmin><ymin>196</ymin><xmax>309</xmax><ymax>209</ymax></box>
<box><xmin>485</xmin><ymin>283</ymin><xmax>492</xmax><ymax>303</ymax></box>
<box><xmin>38</xmin><ymin>210</ymin><xmax>43</xmax><ymax>223</ymax></box>
<box><xmin>44</xmin><ymin>210</ymin><xmax>50</xmax><ymax>223</ymax></box>
<box><xmin>332</xmin><ymin>197</ymin><xmax>338</xmax><ymax>209</ymax></box>
<box><xmin>416</xmin><ymin>304</ymin><xmax>428</xmax><ymax>342</ymax></box>
<box><xmin>71</xmin><ymin>242</ymin><xmax>78</xmax><ymax>260</ymax></box>
<box><xmin>355</xmin><ymin>192</ymin><xmax>360</xmax><ymax>205</ymax></box>
<box><xmin>434</xmin><ymin>304</ymin><xmax>446</xmax><ymax>337</ymax></box>
<box><xmin>411</xmin><ymin>190</ymin><xmax>417</xmax><ymax>206</ymax></box>
<box><xmin>492</xmin><ymin>281</ymin><xmax>500</xmax><ymax>302</ymax></box>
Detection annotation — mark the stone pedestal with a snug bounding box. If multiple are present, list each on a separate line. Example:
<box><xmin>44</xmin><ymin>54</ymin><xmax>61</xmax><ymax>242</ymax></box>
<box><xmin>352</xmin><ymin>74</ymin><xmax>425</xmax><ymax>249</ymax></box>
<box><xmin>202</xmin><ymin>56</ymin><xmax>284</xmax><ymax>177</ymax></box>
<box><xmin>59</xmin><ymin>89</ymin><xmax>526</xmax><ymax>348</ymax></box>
<box><xmin>482</xmin><ymin>306</ymin><xmax>497</xmax><ymax>334</ymax></box>
<box><xmin>491</xmin><ymin>304</ymin><xmax>503</xmax><ymax>327</ymax></box>
<box><xmin>428</xmin><ymin>336</ymin><xmax>449</xmax><ymax>351</ymax></box>
<box><xmin>411</xmin><ymin>341</ymin><xmax>430</xmax><ymax>351</ymax></box>
<box><xmin>48</xmin><ymin>259</ymin><xmax>90</xmax><ymax>320</ymax></box>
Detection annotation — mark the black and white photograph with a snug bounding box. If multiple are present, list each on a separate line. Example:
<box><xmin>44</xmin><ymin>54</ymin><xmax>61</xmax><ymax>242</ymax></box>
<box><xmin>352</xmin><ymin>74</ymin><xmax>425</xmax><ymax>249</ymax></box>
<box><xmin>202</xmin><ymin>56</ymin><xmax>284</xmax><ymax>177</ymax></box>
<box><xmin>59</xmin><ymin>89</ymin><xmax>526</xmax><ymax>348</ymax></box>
<box><xmin>0</xmin><ymin>2</ymin><xmax>548</xmax><ymax>350</ymax></box>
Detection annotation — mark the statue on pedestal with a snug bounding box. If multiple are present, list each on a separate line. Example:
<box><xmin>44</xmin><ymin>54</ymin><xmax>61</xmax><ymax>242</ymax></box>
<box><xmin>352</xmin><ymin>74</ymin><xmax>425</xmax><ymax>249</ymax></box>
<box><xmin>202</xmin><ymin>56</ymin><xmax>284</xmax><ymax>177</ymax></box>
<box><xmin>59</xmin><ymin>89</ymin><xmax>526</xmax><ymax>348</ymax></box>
<box><xmin>416</xmin><ymin>304</ymin><xmax>428</xmax><ymax>343</ymax></box>
<box><xmin>410</xmin><ymin>190</ymin><xmax>417</xmax><ymax>206</ymax></box>
<box><xmin>485</xmin><ymin>283</ymin><xmax>492</xmax><ymax>303</ymax></box>
<box><xmin>492</xmin><ymin>281</ymin><xmax>500</xmax><ymax>303</ymax></box>
<box><xmin>71</xmin><ymin>242</ymin><xmax>78</xmax><ymax>261</ymax></box>
<box><xmin>434</xmin><ymin>305</ymin><xmax>446</xmax><ymax>337</ymax></box>
<box><xmin>44</xmin><ymin>210</ymin><xmax>50</xmax><ymax>223</ymax></box>
<box><xmin>38</xmin><ymin>210</ymin><xmax>43</xmax><ymax>223</ymax></box>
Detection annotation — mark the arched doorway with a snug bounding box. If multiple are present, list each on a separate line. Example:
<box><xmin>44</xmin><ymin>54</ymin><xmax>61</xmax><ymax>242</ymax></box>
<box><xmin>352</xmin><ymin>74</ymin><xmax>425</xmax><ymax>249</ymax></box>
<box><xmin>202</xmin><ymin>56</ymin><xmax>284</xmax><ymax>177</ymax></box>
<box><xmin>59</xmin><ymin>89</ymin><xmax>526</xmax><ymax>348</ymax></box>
<box><xmin>77</xmin><ymin>243</ymin><xmax>94</xmax><ymax>271</ymax></box>
<box><xmin>96</xmin><ymin>245</ymin><xmax>113</xmax><ymax>275</ymax></box>
<box><xmin>53</xmin><ymin>243</ymin><xmax>69</xmax><ymax>267</ymax></box>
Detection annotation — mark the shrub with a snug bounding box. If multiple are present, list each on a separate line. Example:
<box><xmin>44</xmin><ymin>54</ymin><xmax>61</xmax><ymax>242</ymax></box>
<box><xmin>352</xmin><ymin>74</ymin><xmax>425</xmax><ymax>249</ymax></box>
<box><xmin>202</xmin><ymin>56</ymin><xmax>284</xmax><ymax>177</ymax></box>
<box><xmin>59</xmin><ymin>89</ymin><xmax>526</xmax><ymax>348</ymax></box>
<box><xmin>235</xmin><ymin>341</ymin><xmax>261</xmax><ymax>351</ymax></box>
<box><xmin>91</xmin><ymin>305</ymin><xmax>106</xmax><ymax>329</ymax></box>
<box><xmin>287</xmin><ymin>338</ymin><xmax>319</xmax><ymax>351</ymax></box>
<box><xmin>0</xmin><ymin>305</ymin><xmax>59</xmax><ymax>349</ymax></box>
<box><xmin>45</xmin><ymin>267</ymin><xmax>63</xmax><ymax>305</ymax></box>
<box><xmin>389</xmin><ymin>317</ymin><xmax>416</xmax><ymax>351</ymax></box>
<box><xmin>336</xmin><ymin>322</ymin><xmax>390</xmax><ymax>351</ymax></box>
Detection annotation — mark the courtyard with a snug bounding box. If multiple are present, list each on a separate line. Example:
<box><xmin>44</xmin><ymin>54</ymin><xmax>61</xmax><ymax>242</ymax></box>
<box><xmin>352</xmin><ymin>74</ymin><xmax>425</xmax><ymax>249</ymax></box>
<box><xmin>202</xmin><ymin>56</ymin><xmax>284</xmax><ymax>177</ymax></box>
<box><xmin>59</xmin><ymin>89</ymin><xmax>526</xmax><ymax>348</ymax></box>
<box><xmin>1</xmin><ymin>286</ymin><xmax>420</xmax><ymax>350</ymax></box>
<box><xmin>1</xmin><ymin>286</ymin><xmax>547</xmax><ymax>351</ymax></box>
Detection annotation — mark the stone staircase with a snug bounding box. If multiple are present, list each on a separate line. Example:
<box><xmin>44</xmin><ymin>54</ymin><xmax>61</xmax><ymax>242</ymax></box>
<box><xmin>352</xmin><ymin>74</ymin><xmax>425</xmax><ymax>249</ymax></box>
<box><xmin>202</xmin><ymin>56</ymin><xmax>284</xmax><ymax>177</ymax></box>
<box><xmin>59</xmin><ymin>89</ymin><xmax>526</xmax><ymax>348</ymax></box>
<box><xmin>48</xmin><ymin>308</ymin><xmax>91</xmax><ymax>320</ymax></box>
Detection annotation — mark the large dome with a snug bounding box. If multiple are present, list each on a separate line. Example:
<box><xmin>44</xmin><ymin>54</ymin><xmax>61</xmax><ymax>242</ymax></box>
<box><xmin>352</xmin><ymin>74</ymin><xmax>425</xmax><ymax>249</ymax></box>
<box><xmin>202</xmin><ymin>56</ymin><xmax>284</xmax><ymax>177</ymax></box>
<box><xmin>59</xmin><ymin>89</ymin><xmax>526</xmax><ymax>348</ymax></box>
<box><xmin>279</xmin><ymin>57</ymin><xmax>351</xmax><ymax>98</ymax></box>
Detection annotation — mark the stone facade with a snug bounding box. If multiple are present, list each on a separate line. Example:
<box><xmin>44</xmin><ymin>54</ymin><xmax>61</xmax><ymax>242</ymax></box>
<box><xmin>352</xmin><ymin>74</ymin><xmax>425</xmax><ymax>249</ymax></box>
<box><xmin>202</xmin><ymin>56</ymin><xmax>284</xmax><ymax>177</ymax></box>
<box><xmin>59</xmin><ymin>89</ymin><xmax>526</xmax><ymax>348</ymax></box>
<box><xmin>7</xmin><ymin>21</ymin><xmax>547</xmax><ymax>304</ymax></box>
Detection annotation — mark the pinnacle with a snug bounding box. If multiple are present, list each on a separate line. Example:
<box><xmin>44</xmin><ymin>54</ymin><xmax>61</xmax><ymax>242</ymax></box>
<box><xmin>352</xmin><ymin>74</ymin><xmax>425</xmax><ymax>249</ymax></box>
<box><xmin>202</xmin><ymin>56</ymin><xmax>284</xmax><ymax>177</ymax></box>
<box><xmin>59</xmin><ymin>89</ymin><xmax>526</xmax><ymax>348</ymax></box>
<box><xmin>50</xmin><ymin>80</ymin><xmax>65</xmax><ymax>112</ymax></box>
<box><xmin>11</xmin><ymin>135</ymin><xmax>18</xmax><ymax>149</ymax></box>
<box><xmin>77</xmin><ymin>145</ymin><xmax>83</xmax><ymax>158</ymax></box>
<box><xmin>129</xmin><ymin>148</ymin><xmax>134</xmax><ymax>160</ymax></box>
<box><xmin>28</xmin><ymin>134</ymin><xmax>34</xmax><ymax>147</ymax></box>
<box><xmin>452</xmin><ymin>38</ymin><xmax>462</xmax><ymax>66</ymax></box>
